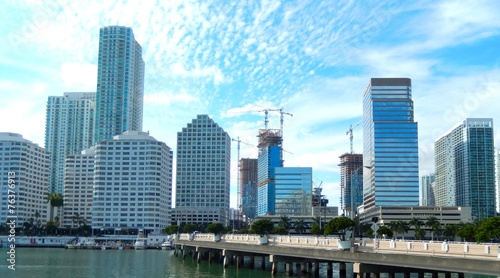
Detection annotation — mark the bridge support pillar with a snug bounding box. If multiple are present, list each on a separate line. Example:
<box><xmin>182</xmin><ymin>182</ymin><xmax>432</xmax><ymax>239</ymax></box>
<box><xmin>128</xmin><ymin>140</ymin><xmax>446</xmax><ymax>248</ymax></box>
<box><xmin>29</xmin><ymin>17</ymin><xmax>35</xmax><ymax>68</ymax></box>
<box><xmin>261</xmin><ymin>256</ymin><xmax>266</xmax><ymax>270</ymax></box>
<box><xmin>339</xmin><ymin>262</ymin><xmax>346</xmax><ymax>277</ymax></box>
<box><xmin>403</xmin><ymin>272</ymin><xmax>410</xmax><ymax>278</ymax></box>
<box><xmin>388</xmin><ymin>273</ymin><xmax>395</xmax><ymax>278</ymax></box>
<box><xmin>197</xmin><ymin>251</ymin><xmax>201</xmax><ymax>263</ymax></box>
<box><xmin>326</xmin><ymin>262</ymin><xmax>333</xmax><ymax>277</ymax></box>
<box><xmin>444</xmin><ymin>272</ymin><xmax>451</xmax><ymax>278</ymax></box>
<box><xmin>417</xmin><ymin>272</ymin><xmax>424</xmax><ymax>278</ymax></box>
<box><xmin>236</xmin><ymin>255</ymin><xmax>244</xmax><ymax>268</ymax></box>
<box><xmin>286</xmin><ymin>262</ymin><xmax>293</xmax><ymax>274</ymax></box>
<box><xmin>371</xmin><ymin>273</ymin><xmax>380</xmax><ymax>278</ymax></box>
<box><xmin>431</xmin><ymin>273</ymin><xmax>438</xmax><ymax>278</ymax></box>
<box><xmin>300</xmin><ymin>262</ymin><xmax>307</xmax><ymax>274</ymax></box>
<box><xmin>249</xmin><ymin>255</ymin><xmax>254</xmax><ymax>268</ymax></box>
<box><xmin>271</xmin><ymin>262</ymin><xmax>277</xmax><ymax>275</ymax></box>
<box><xmin>182</xmin><ymin>249</ymin><xmax>186</xmax><ymax>260</ymax></box>
<box><xmin>209</xmin><ymin>251</ymin><xmax>213</xmax><ymax>264</ymax></box>
<box><xmin>458</xmin><ymin>273</ymin><xmax>464</xmax><ymax>278</ymax></box>
<box><xmin>314</xmin><ymin>262</ymin><xmax>320</xmax><ymax>277</ymax></box>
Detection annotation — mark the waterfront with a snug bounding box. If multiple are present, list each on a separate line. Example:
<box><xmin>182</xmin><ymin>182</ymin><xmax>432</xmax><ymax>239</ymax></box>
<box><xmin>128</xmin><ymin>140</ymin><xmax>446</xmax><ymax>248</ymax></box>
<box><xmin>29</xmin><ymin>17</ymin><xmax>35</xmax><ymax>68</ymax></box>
<box><xmin>0</xmin><ymin>248</ymin><xmax>496</xmax><ymax>278</ymax></box>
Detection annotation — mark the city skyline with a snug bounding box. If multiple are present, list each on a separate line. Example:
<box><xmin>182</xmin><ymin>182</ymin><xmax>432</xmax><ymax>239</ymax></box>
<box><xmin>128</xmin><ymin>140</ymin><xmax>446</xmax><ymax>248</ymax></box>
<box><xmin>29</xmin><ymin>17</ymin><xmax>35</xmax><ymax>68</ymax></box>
<box><xmin>2</xmin><ymin>1</ymin><xmax>500</xmax><ymax>209</ymax></box>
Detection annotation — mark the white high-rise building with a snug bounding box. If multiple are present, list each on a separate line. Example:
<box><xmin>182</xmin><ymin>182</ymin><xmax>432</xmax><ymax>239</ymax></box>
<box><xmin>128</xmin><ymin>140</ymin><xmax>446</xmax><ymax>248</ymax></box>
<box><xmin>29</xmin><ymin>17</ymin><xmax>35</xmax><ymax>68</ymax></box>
<box><xmin>94</xmin><ymin>26</ymin><xmax>144</xmax><ymax>143</ymax></box>
<box><xmin>174</xmin><ymin>115</ymin><xmax>231</xmax><ymax>225</ymax></box>
<box><xmin>0</xmin><ymin>133</ymin><xmax>49</xmax><ymax>227</ymax></box>
<box><xmin>91</xmin><ymin>131</ymin><xmax>172</xmax><ymax>234</ymax></box>
<box><xmin>63</xmin><ymin>148</ymin><xmax>95</xmax><ymax>228</ymax></box>
<box><xmin>495</xmin><ymin>149</ymin><xmax>500</xmax><ymax>213</ymax></box>
<box><xmin>435</xmin><ymin>118</ymin><xmax>495</xmax><ymax>220</ymax></box>
<box><xmin>45</xmin><ymin>92</ymin><xmax>95</xmax><ymax>193</ymax></box>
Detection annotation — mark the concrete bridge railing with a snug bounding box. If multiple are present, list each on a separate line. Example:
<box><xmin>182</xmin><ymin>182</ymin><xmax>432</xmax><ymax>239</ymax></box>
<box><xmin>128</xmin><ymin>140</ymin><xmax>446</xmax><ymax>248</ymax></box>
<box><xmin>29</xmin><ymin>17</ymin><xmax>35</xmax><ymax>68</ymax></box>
<box><xmin>179</xmin><ymin>233</ymin><xmax>500</xmax><ymax>261</ymax></box>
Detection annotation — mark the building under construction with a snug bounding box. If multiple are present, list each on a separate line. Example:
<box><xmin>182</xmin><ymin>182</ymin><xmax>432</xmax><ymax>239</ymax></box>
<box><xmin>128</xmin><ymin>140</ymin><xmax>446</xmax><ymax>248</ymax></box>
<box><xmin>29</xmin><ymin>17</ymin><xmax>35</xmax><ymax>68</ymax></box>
<box><xmin>338</xmin><ymin>153</ymin><xmax>363</xmax><ymax>216</ymax></box>
<box><xmin>239</xmin><ymin>158</ymin><xmax>258</xmax><ymax>220</ymax></box>
<box><xmin>257</xmin><ymin>129</ymin><xmax>283</xmax><ymax>215</ymax></box>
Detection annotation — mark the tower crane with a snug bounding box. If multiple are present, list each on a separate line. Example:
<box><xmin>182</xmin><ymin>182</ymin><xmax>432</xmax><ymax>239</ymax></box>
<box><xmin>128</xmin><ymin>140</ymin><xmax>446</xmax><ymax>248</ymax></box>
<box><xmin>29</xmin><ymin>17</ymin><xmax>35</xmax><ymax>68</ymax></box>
<box><xmin>232</xmin><ymin>137</ymin><xmax>256</xmax><ymax>214</ymax></box>
<box><xmin>346</xmin><ymin>120</ymin><xmax>361</xmax><ymax>153</ymax></box>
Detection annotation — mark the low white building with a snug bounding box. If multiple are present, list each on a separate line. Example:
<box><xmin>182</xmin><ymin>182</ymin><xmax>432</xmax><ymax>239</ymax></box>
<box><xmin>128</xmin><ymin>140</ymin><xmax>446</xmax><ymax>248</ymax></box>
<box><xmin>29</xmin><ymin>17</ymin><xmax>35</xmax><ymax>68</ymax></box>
<box><xmin>91</xmin><ymin>131</ymin><xmax>173</xmax><ymax>234</ymax></box>
<box><xmin>0</xmin><ymin>133</ymin><xmax>49</xmax><ymax>227</ymax></box>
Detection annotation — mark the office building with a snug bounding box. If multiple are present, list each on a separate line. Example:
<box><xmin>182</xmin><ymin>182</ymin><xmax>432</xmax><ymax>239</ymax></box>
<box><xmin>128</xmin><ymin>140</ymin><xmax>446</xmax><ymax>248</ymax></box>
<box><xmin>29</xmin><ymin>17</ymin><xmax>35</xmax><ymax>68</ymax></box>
<box><xmin>175</xmin><ymin>115</ymin><xmax>231</xmax><ymax>225</ymax></box>
<box><xmin>497</xmin><ymin>150</ymin><xmax>500</xmax><ymax>213</ymax></box>
<box><xmin>274</xmin><ymin>167</ymin><xmax>313</xmax><ymax>216</ymax></box>
<box><xmin>339</xmin><ymin>153</ymin><xmax>363</xmax><ymax>216</ymax></box>
<box><xmin>240</xmin><ymin>158</ymin><xmax>258</xmax><ymax>220</ymax></box>
<box><xmin>257</xmin><ymin>129</ymin><xmax>283</xmax><ymax>215</ymax></box>
<box><xmin>435</xmin><ymin>118</ymin><xmax>495</xmax><ymax>220</ymax></box>
<box><xmin>421</xmin><ymin>174</ymin><xmax>436</xmax><ymax>206</ymax></box>
<box><xmin>63</xmin><ymin>148</ymin><xmax>95</xmax><ymax>228</ymax></box>
<box><xmin>91</xmin><ymin>131</ymin><xmax>173</xmax><ymax>234</ymax></box>
<box><xmin>362</xmin><ymin>78</ymin><xmax>419</xmax><ymax>209</ymax></box>
<box><xmin>0</xmin><ymin>133</ymin><xmax>49</xmax><ymax>227</ymax></box>
<box><xmin>45</xmin><ymin>92</ymin><xmax>95</xmax><ymax>193</ymax></box>
<box><xmin>94</xmin><ymin>26</ymin><xmax>144</xmax><ymax>143</ymax></box>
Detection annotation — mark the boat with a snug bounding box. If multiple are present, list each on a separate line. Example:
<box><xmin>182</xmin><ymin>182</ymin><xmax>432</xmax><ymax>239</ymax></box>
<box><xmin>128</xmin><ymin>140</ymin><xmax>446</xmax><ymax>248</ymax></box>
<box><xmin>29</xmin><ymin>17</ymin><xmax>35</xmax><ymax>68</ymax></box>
<box><xmin>161</xmin><ymin>238</ymin><xmax>174</xmax><ymax>250</ymax></box>
<box><xmin>134</xmin><ymin>229</ymin><xmax>147</xmax><ymax>250</ymax></box>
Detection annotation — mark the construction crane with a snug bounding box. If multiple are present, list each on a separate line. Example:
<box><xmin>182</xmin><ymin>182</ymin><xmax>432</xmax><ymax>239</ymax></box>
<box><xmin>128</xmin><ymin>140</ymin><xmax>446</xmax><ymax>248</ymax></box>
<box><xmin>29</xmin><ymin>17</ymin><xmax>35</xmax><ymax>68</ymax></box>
<box><xmin>346</xmin><ymin>120</ymin><xmax>361</xmax><ymax>153</ymax></box>
<box><xmin>231</xmin><ymin>137</ymin><xmax>256</xmax><ymax>214</ymax></box>
<box><xmin>256</xmin><ymin>108</ymin><xmax>281</xmax><ymax>129</ymax></box>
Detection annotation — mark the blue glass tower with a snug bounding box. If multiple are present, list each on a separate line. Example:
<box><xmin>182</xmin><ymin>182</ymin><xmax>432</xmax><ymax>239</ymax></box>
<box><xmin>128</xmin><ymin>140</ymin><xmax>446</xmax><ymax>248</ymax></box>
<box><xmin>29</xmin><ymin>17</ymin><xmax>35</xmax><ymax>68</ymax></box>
<box><xmin>257</xmin><ymin>129</ymin><xmax>283</xmax><ymax>215</ymax></box>
<box><xmin>362</xmin><ymin>78</ymin><xmax>419</xmax><ymax>209</ymax></box>
<box><xmin>274</xmin><ymin>167</ymin><xmax>313</xmax><ymax>216</ymax></box>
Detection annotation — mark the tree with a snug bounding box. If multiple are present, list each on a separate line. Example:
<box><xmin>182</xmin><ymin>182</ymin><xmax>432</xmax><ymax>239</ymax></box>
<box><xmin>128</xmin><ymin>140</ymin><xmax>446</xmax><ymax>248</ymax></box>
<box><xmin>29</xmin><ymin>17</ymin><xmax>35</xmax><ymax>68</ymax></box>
<box><xmin>377</xmin><ymin>225</ymin><xmax>393</xmax><ymax>239</ymax></box>
<box><xmin>409</xmin><ymin>217</ymin><xmax>423</xmax><ymax>238</ymax></box>
<box><xmin>475</xmin><ymin>217</ymin><xmax>500</xmax><ymax>243</ymax></box>
<box><xmin>310</xmin><ymin>223</ymin><xmax>323</xmax><ymax>235</ymax></box>
<box><xmin>414</xmin><ymin>227</ymin><xmax>426</xmax><ymax>240</ymax></box>
<box><xmin>164</xmin><ymin>225</ymin><xmax>179</xmax><ymax>235</ymax></box>
<box><xmin>250</xmin><ymin>219</ymin><xmax>274</xmax><ymax>236</ymax></box>
<box><xmin>183</xmin><ymin>224</ymin><xmax>198</xmax><ymax>233</ymax></box>
<box><xmin>206</xmin><ymin>222</ymin><xmax>226</xmax><ymax>235</ymax></box>
<box><xmin>278</xmin><ymin>215</ymin><xmax>291</xmax><ymax>233</ymax></box>
<box><xmin>272</xmin><ymin>227</ymin><xmax>288</xmax><ymax>235</ymax></box>
<box><xmin>324</xmin><ymin>216</ymin><xmax>354</xmax><ymax>241</ymax></box>
<box><xmin>443</xmin><ymin>224</ymin><xmax>459</xmax><ymax>241</ymax></box>
<box><xmin>425</xmin><ymin>216</ymin><xmax>440</xmax><ymax>241</ymax></box>
<box><xmin>457</xmin><ymin>223</ymin><xmax>476</xmax><ymax>242</ymax></box>
<box><xmin>387</xmin><ymin>220</ymin><xmax>409</xmax><ymax>240</ymax></box>
<box><xmin>294</xmin><ymin>219</ymin><xmax>307</xmax><ymax>234</ymax></box>
<box><xmin>47</xmin><ymin>193</ymin><xmax>64</xmax><ymax>207</ymax></box>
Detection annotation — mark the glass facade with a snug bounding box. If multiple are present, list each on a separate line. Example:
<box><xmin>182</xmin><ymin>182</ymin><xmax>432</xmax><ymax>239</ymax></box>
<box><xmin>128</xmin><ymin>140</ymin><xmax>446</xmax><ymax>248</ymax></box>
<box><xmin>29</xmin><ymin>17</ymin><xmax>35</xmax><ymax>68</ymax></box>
<box><xmin>274</xmin><ymin>167</ymin><xmax>313</xmax><ymax>216</ymax></box>
<box><xmin>362</xmin><ymin>78</ymin><xmax>419</xmax><ymax>209</ymax></box>
<box><xmin>435</xmin><ymin>118</ymin><xmax>495</xmax><ymax>220</ymax></box>
<box><xmin>257</xmin><ymin>145</ymin><xmax>282</xmax><ymax>215</ymax></box>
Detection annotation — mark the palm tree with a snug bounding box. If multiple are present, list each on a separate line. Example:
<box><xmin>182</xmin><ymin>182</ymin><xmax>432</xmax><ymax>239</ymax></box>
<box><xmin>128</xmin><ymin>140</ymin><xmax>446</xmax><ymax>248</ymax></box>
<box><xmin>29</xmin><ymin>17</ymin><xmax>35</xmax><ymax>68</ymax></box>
<box><xmin>425</xmin><ymin>216</ymin><xmax>441</xmax><ymax>241</ymax></box>
<box><xmin>409</xmin><ymin>217</ymin><xmax>424</xmax><ymax>240</ymax></box>
<box><xmin>443</xmin><ymin>224</ymin><xmax>459</xmax><ymax>241</ymax></box>
<box><xmin>388</xmin><ymin>220</ymin><xmax>409</xmax><ymax>240</ymax></box>
<box><xmin>294</xmin><ymin>219</ymin><xmax>307</xmax><ymax>234</ymax></box>
<box><xmin>278</xmin><ymin>215</ymin><xmax>291</xmax><ymax>233</ymax></box>
<box><xmin>414</xmin><ymin>227</ymin><xmax>426</xmax><ymax>240</ymax></box>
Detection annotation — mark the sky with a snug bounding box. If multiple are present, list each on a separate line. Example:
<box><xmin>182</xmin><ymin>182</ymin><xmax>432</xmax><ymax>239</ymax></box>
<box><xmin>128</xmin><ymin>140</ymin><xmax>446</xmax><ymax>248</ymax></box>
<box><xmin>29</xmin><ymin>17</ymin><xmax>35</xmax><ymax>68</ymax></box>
<box><xmin>1</xmin><ymin>0</ymin><xmax>500</xmax><ymax>210</ymax></box>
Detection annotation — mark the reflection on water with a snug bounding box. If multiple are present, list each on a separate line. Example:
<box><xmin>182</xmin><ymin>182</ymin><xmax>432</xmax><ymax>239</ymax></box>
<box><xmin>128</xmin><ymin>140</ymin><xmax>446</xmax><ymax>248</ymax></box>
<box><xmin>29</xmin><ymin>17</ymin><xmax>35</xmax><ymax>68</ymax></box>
<box><xmin>0</xmin><ymin>248</ymin><xmax>495</xmax><ymax>278</ymax></box>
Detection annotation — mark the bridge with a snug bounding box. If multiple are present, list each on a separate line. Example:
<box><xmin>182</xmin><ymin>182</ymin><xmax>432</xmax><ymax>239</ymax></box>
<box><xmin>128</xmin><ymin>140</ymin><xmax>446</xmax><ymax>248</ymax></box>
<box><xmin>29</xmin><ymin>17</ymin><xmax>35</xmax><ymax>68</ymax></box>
<box><xmin>174</xmin><ymin>233</ymin><xmax>500</xmax><ymax>277</ymax></box>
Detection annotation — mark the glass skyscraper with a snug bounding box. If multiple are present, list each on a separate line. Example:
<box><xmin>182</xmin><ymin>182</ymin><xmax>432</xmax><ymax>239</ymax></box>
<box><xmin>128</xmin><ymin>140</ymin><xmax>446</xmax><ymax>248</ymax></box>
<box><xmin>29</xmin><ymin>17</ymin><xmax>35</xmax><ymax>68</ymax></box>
<box><xmin>362</xmin><ymin>78</ymin><xmax>419</xmax><ymax>209</ymax></box>
<box><xmin>435</xmin><ymin>118</ymin><xmax>495</xmax><ymax>220</ymax></box>
<box><xmin>95</xmin><ymin>26</ymin><xmax>144</xmax><ymax>143</ymax></box>
<box><xmin>257</xmin><ymin>129</ymin><xmax>283</xmax><ymax>216</ymax></box>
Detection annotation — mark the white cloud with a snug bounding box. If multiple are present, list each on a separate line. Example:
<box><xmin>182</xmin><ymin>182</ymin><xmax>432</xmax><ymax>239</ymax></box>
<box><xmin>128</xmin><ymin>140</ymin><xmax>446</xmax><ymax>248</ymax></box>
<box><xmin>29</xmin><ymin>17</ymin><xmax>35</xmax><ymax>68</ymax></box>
<box><xmin>144</xmin><ymin>91</ymin><xmax>198</xmax><ymax>106</ymax></box>
<box><xmin>60</xmin><ymin>63</ymin><xmax>97</xmax><ymax>91</ymax></box>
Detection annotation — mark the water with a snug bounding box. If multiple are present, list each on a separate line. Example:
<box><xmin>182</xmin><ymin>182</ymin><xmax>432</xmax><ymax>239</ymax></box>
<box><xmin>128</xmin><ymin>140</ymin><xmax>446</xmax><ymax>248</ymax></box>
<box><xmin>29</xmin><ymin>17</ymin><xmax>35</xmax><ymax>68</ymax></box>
<box><xmin>0</xmin><ymin>248</ymin><xmax>496</xmax><ymax>278</ymax></box>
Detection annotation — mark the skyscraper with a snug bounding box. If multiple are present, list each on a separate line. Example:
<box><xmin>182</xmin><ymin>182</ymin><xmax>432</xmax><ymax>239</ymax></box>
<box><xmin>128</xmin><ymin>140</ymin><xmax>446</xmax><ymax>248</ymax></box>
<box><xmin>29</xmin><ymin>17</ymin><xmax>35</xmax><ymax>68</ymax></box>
<box><xmin>257</xmin><ymin>129</ymin><xmax>283</xmax><ymax>215</ymax></box>
<box><xmin>339</xmin><ymin>153</ymin><xmax>363</xmax><ymax>216</ymax></box>
<box><xmin>362</xmin><ymin>78</ymin><xmax>419</xmax><ymax>209</ymax></box>
<box><xmin>421</xmin><ymin>174</ymin><xmax>436</xmax><ymax>206</ymax></box>
<box><xmin>94</xmin><ymin>26</ymin><xmax>144</xmax><ymax>143</ymax></box>
<box><xmin>240</xmin><ymin>158</ymin><xmax>258</xmax><ymax>220</ymax></box>
<box><xmin>0</xmin><ymin>133</ymin><xmax>49</xmax><ymax>227</ymax></box>
<box><xmin>45</xmin><ymin>92</ymin><xmax>95</xmax><ymax>193</ymax></box>
<box><xmin>496</xmin><ymin>150</ymin><xmax>500</xmax><ymax>213</ymax></box>
<box><xmin>435</xmin><ymin>118</ymin><xmax>495</xmax><ymax>220</ymax></box>
<box><xmin>91</xmin><ymin>131</ymin><xmax>173</xmax><ymax>234</ymax></box>
<box><xmin>175</xmin><ymin>115</ymin><xmax>231</xmax><ymax>225</ymax></box>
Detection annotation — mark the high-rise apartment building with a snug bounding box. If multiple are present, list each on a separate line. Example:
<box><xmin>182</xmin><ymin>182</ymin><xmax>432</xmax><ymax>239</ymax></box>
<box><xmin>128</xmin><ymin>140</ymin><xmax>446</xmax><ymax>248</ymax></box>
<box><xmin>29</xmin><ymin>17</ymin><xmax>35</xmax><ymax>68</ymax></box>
<box><xmin>240</xmin><ymin>158</ymin><xmax>258</xmax><ymax>220</ymax></box>
<box><xmin>91</xmin><ymin>131</ymin><xmax>173</xmax><ymax>234</ymax></box>
<box><xmin>435</xmin><ymin>118</ymin><xmax>495</xmax><ymax>220</ymax></box>
<box><xmin>0</xmin><ymin>133</ymin><xmax>49</xmax><ymax>227</ymax></box>
<box><xmin>421</xmin><ymin>174</ymin><xmax>436</xmax><ymax>206</ymax></box>
<box><xmin>63</xmin><ymin>148</ymin><xmax>95</xmax><ymax>228</ymax></box>
<box><xmin>175</xmin><ymin>115</ymin><xmax>231</xmax><ymax>225</ymax></box>
<box><xmin>362</xmin><ymin>78</ymin><xmax>419</xmax><ymax>209</ymax></box>
<box><xmin>45</xmin><ymin>92</ymin><xmax>95</xmax><ymax>193</ymax></box>
<box><xmin>496</xmin><ymin>150</ymin><xmax>500</xmax><ymax>213</ymax></box>
<box><xmin>274</xmin><ymin>167</ymin><xmax>313</xmax><ymax>216</ymax></box>
<box><xmin>94</xmin><ymin>26</ymin><xmax>144</xmax><ymax>143</ymax></box>
<box><xmin>257</xmin><ymin>129</ymin><xmax>283</xmax><ymax>216</ymax></box>
<box><xmin>339</xmin><ymin>153</ymin><xmax>363</xmax><ymax>216</ymax></box>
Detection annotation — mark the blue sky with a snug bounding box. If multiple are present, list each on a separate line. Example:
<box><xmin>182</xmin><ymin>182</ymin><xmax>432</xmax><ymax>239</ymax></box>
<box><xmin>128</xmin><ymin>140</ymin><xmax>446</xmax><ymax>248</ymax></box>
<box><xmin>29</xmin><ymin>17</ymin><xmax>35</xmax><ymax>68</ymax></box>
<box><xmin>1</xmin><ymin>0</ymin><xmax>500</xmax><ymax>209</ymax></box>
